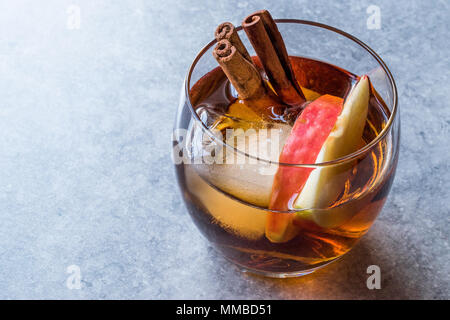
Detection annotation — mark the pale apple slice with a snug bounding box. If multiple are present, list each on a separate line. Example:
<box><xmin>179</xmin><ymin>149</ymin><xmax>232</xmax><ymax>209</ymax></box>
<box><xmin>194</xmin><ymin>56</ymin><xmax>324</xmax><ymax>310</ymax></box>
<box><xmin>293</xmin><ymin>76</ymin><xmax>370</xmax><ymax>227</ymax></box>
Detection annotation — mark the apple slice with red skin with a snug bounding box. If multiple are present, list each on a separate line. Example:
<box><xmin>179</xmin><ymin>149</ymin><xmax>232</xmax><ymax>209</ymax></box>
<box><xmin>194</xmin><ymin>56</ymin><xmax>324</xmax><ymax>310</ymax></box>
<box><xmin>267</xmin><ymin>94</ymin><xmax>343</xmax><ymax>243</ymax></box>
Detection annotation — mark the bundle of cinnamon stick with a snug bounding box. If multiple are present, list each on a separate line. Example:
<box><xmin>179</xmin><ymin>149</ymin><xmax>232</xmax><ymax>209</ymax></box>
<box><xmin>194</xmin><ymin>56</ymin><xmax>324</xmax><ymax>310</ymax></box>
<box><xmin>212</xmin><ymin>10</ymin><xmax>305</xmax><ymax>107</ymax></box>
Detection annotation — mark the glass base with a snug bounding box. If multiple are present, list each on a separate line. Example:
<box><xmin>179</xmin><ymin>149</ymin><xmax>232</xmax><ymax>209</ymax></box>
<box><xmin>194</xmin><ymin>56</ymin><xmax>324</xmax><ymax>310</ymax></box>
<box><xmin>239</xmin><ymin>266</ymin><xmax>318</xmax><ymax>278</ymax></box>
<box><xmin>226</xmin><ymin>256</ymin><xmax>340</xmax><ymax>278</ymax></box>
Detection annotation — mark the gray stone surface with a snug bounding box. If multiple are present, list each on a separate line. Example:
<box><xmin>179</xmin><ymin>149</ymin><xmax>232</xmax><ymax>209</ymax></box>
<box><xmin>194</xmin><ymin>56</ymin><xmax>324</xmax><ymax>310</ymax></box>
<box><xmin>0</xmin><ymin>0</ymin><xmax>448</xmax><ymax>299</ymax></box>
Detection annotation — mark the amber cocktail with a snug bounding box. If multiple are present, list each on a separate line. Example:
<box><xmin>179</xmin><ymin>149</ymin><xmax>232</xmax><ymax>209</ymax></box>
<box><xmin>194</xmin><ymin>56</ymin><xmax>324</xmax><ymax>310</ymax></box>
<box><xmin>174</xmin><ymin>12</ymin><xmax>399</xmax><ymax>277</ymax></box>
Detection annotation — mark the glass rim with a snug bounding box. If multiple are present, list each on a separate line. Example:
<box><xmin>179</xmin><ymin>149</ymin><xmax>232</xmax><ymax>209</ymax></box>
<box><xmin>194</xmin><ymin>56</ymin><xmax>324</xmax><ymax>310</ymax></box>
<box><xmin>184</xmin><ymin>19</ymin><xmax>398</xmax><ymax>168</ymax></box>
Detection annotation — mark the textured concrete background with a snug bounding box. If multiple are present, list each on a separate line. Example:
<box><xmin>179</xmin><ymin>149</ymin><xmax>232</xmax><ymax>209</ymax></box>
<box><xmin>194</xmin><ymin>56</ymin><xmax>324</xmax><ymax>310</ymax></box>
<box><xmin>0</xmin><ymin>0</ymin><xmax>449</xmax><ymax>299</ymax></box>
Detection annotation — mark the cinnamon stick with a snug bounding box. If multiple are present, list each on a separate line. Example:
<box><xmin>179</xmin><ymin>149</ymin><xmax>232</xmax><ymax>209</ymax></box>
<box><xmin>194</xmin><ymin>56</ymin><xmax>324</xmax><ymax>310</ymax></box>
<box><xmin>215</xmin><ymin>22</ymin><xmax>252</xmax><ymax>62</ymax></box>
<box><xmin>212</xmin><ymin>38</ymin><xmax>265</xmax><ymax>100</ymax></box>
<box><xmin>242</xmin><ymin>10</ymin><xmax>305</xmax><ymax>106</ymax></box>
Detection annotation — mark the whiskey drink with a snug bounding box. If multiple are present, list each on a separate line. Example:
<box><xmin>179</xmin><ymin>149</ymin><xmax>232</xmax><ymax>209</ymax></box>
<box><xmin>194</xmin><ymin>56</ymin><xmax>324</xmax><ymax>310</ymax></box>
<box><xmin>174</xmin><ymin>12</ymin><xmax>399</xmax><ymax>277</ymax></box>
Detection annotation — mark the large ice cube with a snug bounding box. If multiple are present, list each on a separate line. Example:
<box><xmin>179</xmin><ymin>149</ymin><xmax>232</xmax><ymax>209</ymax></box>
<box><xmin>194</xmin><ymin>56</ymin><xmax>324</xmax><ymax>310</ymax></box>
<box><xmin>194</xmin><ymin>123</ymin><xmax>291</xmax><ymax>207</ymax></box>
